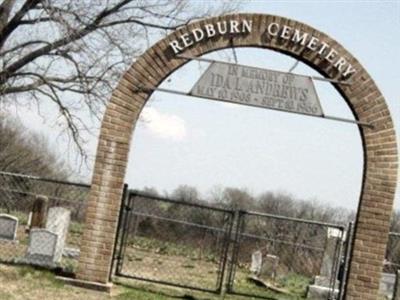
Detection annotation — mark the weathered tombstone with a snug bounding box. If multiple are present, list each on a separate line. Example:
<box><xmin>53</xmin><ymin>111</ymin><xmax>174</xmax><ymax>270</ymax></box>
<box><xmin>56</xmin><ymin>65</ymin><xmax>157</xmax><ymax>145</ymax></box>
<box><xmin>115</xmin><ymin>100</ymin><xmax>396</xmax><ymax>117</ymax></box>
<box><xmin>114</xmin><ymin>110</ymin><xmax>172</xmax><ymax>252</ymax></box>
<box><xmin>25</xmin><ymin>228</ymin><xmax>57</xmax><ymax>267</ymax></box>
<box><xmin>46</xmin><ymin>207</ymin><xmax>71</xmax><ymax>262</ymax></box>
<box><xmin>260</xmin><ymin>254</ymin><xmax>279</xmax><ymax>280</ymax></box>
<box><xmin>0</xmin><ymin>214</ymin><xmax>18</xmax><ymax>241</ymax></box>
<box><xmin>307</xmin><ymin>228</ymin><xmax>342</xmax><ymax>299</ymax></box>
<box><xmin>30</xmin><ymin>195</ymin><xmax>48</xmax><ymax>229</ymax></box>
<box><xmin>378</xmin><ymin>272</ymin><xmax>396</xmax><ymax>299</ymax></box>
<box><xmin>393</xmin><ymin>269</ymin><xmax>400</xmax><ymax>300</ymax></box>
<box><xmin>307</xmin><ymin>285</ymin><xmax>339</xmax><ymax>300</ymax></box>
<box><xmin>320</xmin><ymin>228</ymin><xmax>342</xmax><ymax>278</ymax></box>
<box><xmin>250</xmin><ymin>250</ymin><xmax>262</xmax><ymax>276</ymax></box>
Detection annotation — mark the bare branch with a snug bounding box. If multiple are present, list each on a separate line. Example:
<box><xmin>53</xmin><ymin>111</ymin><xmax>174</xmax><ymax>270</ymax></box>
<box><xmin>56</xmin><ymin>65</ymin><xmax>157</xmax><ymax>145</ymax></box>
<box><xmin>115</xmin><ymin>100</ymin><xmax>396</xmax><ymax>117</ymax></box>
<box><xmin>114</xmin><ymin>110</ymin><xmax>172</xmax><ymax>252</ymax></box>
<box><xmin>0</xmin><ymin>0</ymin><xmax>239</xmax><ymax>163</ymax></box>
<box><xmin>0</xmin><ymin>0</ymin><xmax>41</xmax><ymax>48</ymax></box>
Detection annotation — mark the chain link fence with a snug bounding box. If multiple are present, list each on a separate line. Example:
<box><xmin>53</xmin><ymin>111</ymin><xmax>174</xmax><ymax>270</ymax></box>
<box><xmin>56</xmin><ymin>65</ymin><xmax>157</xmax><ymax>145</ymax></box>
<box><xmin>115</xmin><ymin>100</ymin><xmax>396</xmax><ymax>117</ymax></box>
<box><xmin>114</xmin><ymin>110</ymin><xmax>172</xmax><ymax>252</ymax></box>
<box><xmin>3</xmin><ymin>171</ymin><xmax>400</xmax><ymax>300</ymax></box>
<box><xmin>0</xmin><ymin>171</ymin><xmax>89</xmax><ymax>273</ymax></box>
<box><xmin>226</xmin><ymin>211</ymin><xmax>345</xmax><ymax>299</ymax></box>
<box><xmin>114</xmin><ymin>190</ymin><xmax>234</xmax><ymax>293</ymax></box>
<box><xmin>112</xmin><ymin>191</ymin><xmax>349</xmax><ymax>299</ymax></box>
<box><xmin>386</xmin><ymin>233</ymin><xmax>400</xmax><ymax>273</ymax></box>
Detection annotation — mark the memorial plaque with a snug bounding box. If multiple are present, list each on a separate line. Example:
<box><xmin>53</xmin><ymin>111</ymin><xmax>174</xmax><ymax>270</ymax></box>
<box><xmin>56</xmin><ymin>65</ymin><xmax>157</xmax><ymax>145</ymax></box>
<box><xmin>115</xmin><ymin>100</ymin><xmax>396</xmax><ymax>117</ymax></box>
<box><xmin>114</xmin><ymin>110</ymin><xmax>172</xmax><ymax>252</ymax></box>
<box><xmin>191</xmin><ymin>62</ymin><xmax>323</xmax><ymax>116</ymax></box>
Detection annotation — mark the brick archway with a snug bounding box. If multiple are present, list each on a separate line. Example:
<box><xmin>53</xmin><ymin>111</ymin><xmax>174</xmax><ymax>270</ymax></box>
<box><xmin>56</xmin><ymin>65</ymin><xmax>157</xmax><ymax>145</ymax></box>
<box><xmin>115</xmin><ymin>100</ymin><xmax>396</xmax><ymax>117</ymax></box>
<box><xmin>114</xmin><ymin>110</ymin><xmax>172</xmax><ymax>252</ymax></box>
<box><xmin>77</xmin><ymin>14</ymin><xmax>398</xmax><ymax>299</ymax></box>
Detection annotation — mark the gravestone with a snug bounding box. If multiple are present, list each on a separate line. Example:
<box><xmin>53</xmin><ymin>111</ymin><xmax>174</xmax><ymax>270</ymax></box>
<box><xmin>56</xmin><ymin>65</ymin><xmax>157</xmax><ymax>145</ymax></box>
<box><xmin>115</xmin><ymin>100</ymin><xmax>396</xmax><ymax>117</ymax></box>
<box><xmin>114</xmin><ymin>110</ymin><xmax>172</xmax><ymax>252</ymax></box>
<box><xmin>0</xmin><ymin>214</ymin><xmax>18</xmax><ymax>241</ymax></box>
<box><xmin>378</xmin><ymin>272</ymin><xmax>396</xmax><ymax>299</ymax></box>
<box><xmin>260</xmin><ymin>255</ymin><xmax>279</xmax><ymax>280</ymax></box>
<box><xmin>46</xmin><ymin>207</ymin><xmax>71</xmax><ymax>262</ymax></box>
<box><xmin>25</xmin><ymin>228</ymin><xmax>57</xmax><ymax>267</ymax></box>
<box><xmin>307</xmin><ymin>285</ymin><xmax>339</xmax><ymax>300</ymax></box>
<box><xmin>320</xmin><ymin>228</ymin><xmax>342</xmax><ymax>278</ymax></box>
<box><xmin>250</xmin><ymin>250</ymin><xmax>262</xmax><ymax>276</ymax></box>
<box><xmin>307</xmin><ymin>228</ymin><xmax>342</xmax><ymax>299</ymax></box>
<box><xmin>30</xmin><ymin>195</ymin><xmax>48</xmax><ymax>229</ymax></box>
<box><xmin>393</xmin><ymin>270</ymin><xmax>400</xmax><ymax>300</ymax></box>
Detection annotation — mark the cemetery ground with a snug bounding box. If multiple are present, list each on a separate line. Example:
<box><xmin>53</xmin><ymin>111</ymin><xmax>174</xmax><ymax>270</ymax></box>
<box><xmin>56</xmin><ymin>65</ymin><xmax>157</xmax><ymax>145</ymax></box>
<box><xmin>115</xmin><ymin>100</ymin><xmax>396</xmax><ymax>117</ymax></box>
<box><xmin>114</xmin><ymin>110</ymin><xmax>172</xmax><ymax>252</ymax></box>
<box><xmin>0</xmin><ymin>215</ymin><xmax>312</xmax><ymax>300</ymax></box>
<box><xmin>0</xmin><ymin>264</ymin><xmax>305</xmax><ymax>300</ymax></box>
<box><xmin>1</xmin><ymin>196</ymin><xmax>321</xmax><ymax>299</ymax></box>
<box><xmin>0</xmin><ymin>263</ymin><xmax>189</xmax><ymax>300</ymax></box>
<box><xmin>0</xmin><ymin>220</ymin><xmax>310</xmax><ymax>300</ymax></box>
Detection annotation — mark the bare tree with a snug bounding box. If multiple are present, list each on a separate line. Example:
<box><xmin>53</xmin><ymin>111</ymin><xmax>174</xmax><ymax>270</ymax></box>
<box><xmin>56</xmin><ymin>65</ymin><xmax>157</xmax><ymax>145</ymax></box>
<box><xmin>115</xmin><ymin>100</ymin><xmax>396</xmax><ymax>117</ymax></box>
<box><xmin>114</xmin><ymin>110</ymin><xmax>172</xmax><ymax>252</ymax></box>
<box><xmin>171</xmin><ymin>184</ymin><xmax>199</xmax><ymax>203</ymax></box>
<box><xmin>0</xmin><ymin>114</ymin><xmax>69</xmax><ymax>177</ymax></box>
<box><xmin>219</xmin><ymin>187</ymin><xmax>255</xmax><ymax>210</ymax></box>
<box><xmin>258</xmin><ymin>191</ymin><xmax>296</xmax><ymax>217</ymax></box>
<box><xmin>0</xmin><ymin>0</ymin><xmax>238</xmax><ymax>158</ymax></box>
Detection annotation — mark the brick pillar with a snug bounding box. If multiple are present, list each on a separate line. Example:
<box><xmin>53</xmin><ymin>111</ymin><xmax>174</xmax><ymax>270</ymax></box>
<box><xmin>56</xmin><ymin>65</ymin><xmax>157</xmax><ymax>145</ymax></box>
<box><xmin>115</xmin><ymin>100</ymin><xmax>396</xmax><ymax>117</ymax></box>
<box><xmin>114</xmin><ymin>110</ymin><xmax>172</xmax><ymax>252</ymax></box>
<box><xmin>76</xmin><ymin>77</ymin><xmax>148</xmax><ymax>284</ymax></box>
<box><xmin>76</xmin><ymin>141</ymin><xmax>129</xmax><ymax>283</ymax></box>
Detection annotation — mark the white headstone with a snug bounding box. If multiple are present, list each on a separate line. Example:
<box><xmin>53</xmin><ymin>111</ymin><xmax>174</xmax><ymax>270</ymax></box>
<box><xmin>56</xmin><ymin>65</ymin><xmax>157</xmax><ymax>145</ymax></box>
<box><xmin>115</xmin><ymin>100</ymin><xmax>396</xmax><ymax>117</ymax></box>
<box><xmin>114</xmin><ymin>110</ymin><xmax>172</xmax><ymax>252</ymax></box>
<box><xmin>250</xmin><ymin>250</ymin><xmax>262</xmax><ymax>275</ymax></box>
<box><xmin>26</xmin><ymin>228</ymin><xmax>57</xmax><ymax>266</ymax></box>
<box><xmin>0</xmin><ymin>214</ymin><xmax>18</xmax><ymax>241</ymax></box>
<box><xmin>320</xmin><ymin>228</ymin><xmax>342</xmax><ymax>278</ymax></box>
<box><xmin>328</xmin><ymin>228</ymin><xmax>342</xmax><ymax>239</ymax></box>
<box><xmin>46</xmin><ymin>207</ymin><xmax>71</xmax><ymax>262</ymax></box>
<box><xmin>308</xmin><ymin>227</ymin><xmax>343</xmax><ymax>297</ymax></box>
<box><xmin>379</xmin><ymin>272</ymin><xmax>396</xmax><ymax>299</ymax></box>
<box><xmin>394</xmin><ymin>270</ymin><xmax>400</xmax><ymax>300</ymax></box>
<box><xmin>314</xmin><ymin>275</ymin><xmax>339</xmax><ymax>287</ymax></box>
<box><xmin>307</xmin><ymin>284</ymin><xmax>339</xmax><ymax>300</ymax></box>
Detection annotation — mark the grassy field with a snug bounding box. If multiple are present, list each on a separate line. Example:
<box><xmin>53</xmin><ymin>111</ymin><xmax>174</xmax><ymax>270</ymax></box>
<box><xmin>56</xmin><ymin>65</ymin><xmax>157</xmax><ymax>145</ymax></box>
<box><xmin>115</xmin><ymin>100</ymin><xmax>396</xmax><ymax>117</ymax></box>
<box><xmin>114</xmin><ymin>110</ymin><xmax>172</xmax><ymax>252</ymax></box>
<box><xmin>0</xmin><ymin>218</ymin><xmax>311</xmax><ymax>299</ymax></box>
<box><xmin>1</xmin><ymin>225</ymin><xmax>311</xmax><ymax>300</ymax></box>
<box><xmin>119</xmin><ymin>236</ymin><xmax>311</xmax><ymax>299</ymax></box>
<box><xmin>0</xmin><ymin>264</ymin><xmax>301</xmax><ymax>300</ymax></box>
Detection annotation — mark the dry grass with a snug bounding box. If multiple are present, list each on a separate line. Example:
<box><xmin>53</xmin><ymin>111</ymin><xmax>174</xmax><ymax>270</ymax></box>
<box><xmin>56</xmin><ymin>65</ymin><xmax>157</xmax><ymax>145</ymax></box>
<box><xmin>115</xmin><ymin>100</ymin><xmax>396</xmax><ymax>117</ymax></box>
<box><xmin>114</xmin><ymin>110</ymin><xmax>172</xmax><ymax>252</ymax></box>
<box><xmin>0</xmin><ymin>226</ymin><xmax>310</xmax><ymax>300</ymax></box>
<box><xmin>0</xmin><ymin>264</ymin><xmax>305</xmax><ymax>300</ymax></box>
<box><xmin>121</xmin><ymin>247</ymin><xmax>221</xmax><ymax>290</ymax></box>
<box><xmin>0</xmin><ymin>265</ymin><xmax>113</xmax><ymax>300</ymax></box>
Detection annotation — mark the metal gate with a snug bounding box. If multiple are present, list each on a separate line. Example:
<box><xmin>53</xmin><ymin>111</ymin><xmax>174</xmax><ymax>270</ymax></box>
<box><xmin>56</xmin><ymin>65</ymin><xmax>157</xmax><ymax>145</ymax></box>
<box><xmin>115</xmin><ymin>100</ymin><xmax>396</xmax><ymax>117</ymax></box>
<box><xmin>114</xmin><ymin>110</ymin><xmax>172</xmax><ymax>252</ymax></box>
<box><xmin>226</xmin><ymin>210</ymin><xmax>346</xmax><ymax>299</ymax></box>
<box><xmin>112</xmin><ymin>190</ymin><xmax>234</xmax><ymax>293</ymax></box>
<box><xmin>112</xmin><ymin>190</ymin><xmax>351</xmax><ymax>299</ymax></box>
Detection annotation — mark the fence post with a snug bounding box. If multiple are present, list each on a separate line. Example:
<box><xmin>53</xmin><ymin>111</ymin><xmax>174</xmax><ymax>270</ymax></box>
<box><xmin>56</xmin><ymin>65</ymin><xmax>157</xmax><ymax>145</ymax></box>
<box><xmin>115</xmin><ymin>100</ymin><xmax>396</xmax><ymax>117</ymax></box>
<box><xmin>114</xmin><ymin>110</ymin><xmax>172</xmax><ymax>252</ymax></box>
<box><xmin>216</xmin><ymin>210</ymin><xmax>235</xmax><ymax>295</ymax></box>
<box><xmin>393</xmin><ymin>269</ymin><xmax>400</xmax><ymax>300</ymax></box>
<box><xmin>339</xmin><ymin>221</ymin><xmax>354</xmax><ymax>300</ymax></box>
<box><xmin>225</xmin><ymin>210</ymin><xmax>245</xmax><ymax>293</ymax></box>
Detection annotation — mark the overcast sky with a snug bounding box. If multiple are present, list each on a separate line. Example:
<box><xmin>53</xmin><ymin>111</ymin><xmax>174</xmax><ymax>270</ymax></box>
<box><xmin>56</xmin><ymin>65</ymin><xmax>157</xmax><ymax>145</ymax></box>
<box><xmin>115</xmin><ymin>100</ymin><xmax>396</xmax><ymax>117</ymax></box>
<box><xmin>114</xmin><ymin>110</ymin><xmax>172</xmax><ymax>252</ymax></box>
<box><xmin>9</xmin><ymin>1</ymin><xmax>400</xmax><ymax>211</ymax></box>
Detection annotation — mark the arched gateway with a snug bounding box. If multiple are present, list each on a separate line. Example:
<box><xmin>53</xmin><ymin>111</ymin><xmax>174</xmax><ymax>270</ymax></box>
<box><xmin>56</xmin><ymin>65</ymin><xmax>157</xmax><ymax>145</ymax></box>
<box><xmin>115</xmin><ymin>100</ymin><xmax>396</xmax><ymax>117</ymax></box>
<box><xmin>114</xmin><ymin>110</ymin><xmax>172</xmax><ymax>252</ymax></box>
<box><xmin>76</xmin><ymin>14</ymin><xmax>398</xmax><ymax>299</ymax></box>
